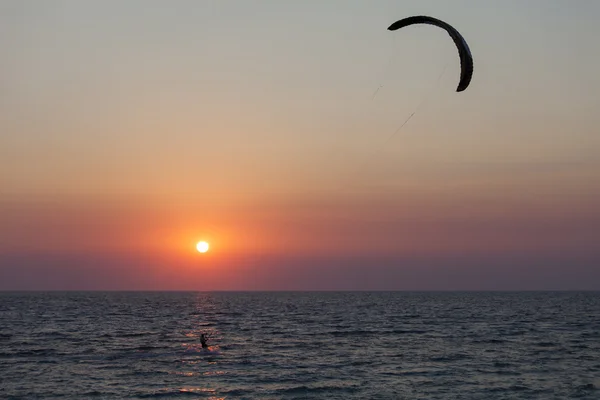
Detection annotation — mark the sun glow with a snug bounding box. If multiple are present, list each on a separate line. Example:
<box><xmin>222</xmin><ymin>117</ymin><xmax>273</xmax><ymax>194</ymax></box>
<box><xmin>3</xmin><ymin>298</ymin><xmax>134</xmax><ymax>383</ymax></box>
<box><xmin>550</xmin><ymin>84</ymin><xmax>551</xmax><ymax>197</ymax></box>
<box><xmin>196</xmin><ymin>241</ymin><xmax>210</xmax><ymax>253</ymax></box>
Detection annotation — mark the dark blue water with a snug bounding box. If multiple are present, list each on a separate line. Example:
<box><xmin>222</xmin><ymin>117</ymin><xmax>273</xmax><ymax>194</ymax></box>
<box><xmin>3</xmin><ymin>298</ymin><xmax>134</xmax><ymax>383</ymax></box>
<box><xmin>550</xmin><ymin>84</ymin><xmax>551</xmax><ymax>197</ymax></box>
<box><xmin>1</xmin><ymin>292</ymin><xmax>599</xmax><ymax>399</ymax></box>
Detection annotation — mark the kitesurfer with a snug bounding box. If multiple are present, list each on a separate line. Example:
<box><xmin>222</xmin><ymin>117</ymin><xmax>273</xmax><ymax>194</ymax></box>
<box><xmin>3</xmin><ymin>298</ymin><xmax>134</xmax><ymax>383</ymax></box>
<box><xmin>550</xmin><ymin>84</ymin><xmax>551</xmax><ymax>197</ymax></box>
<box><xmin>200</xmin><ymin>333</ymin><xmax>209</xmax><ymax>349</ymax></box>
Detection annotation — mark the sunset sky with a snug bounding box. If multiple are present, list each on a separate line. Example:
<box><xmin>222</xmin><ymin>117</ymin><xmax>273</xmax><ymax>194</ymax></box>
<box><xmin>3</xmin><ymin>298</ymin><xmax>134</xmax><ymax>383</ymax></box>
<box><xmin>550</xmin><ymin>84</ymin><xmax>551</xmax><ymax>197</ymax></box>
<box><xmin>2</xmin><ymin>0</ymin><xmax>599</xmax><ymax>290</ymax></box>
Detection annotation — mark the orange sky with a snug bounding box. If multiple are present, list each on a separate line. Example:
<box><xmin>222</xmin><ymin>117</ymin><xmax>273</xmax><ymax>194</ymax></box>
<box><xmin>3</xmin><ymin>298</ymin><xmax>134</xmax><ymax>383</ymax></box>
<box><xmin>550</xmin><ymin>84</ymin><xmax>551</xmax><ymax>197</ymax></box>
<box><xmin>1</xmin><ymin>1</ymin><xmax>600</xmax><ymax>290</ymax></box>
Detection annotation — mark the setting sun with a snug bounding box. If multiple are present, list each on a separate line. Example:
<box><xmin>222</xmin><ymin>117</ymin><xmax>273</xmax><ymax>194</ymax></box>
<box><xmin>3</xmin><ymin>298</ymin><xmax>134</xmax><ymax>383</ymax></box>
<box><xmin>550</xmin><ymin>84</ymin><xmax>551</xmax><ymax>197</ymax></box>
<box><xmin>196</xmin><ymin>241</ymin><xmax>210</xmax><ymax>253</ymax></box>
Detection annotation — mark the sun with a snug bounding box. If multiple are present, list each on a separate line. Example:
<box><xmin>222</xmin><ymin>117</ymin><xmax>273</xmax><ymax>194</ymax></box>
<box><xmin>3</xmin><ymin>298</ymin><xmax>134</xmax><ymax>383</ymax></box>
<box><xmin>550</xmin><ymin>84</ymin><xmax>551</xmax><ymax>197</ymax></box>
<box><xmin>196</xmin><ymin>241</ymin><xmax>209</xmax><ymax>253</ymax></box>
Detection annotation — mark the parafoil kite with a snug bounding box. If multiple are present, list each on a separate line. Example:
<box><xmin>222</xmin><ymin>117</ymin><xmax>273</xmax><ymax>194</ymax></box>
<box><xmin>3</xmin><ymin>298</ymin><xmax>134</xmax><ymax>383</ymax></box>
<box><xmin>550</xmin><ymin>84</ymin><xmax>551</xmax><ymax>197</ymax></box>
<box><xmin>388</xmin><ymin>16</ymin><xmax>473</xmax><ymax>92</ymax></box>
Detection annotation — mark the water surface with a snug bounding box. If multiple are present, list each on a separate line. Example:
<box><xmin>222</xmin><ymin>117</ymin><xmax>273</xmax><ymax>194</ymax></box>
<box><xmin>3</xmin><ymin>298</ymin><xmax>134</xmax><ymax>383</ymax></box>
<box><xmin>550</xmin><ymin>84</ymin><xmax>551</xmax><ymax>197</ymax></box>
<box><xmin>1</xmin><ymin>291</ymin><xmax>599</xmax><ymax>399</ymax></box>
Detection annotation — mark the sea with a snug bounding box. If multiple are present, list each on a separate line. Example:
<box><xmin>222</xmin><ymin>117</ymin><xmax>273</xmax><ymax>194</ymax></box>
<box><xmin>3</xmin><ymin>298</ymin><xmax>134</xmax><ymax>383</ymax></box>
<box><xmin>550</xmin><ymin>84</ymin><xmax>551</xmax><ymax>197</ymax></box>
<box><xmin>1</xmin><ymin>291</ymin><xmax>599</xmax><ymax>399</ymax></box>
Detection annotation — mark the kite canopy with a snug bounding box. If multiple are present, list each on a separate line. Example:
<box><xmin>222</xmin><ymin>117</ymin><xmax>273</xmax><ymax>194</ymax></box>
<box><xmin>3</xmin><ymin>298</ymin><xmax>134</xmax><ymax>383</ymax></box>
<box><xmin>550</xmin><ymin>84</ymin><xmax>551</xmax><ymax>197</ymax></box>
<box><xmin>388</xmin><ymin>16</ymin><xmax>473</xmax><ymax>92</ymax></box>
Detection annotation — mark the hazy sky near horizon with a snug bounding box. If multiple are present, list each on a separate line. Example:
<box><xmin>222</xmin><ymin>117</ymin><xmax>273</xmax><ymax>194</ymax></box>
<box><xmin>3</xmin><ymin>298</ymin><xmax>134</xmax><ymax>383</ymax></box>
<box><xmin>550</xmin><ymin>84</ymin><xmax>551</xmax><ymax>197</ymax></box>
<box><xmin>2</xmin><ymin>0</ymin><xmax>600</xmax><ymax>290</ymax></box>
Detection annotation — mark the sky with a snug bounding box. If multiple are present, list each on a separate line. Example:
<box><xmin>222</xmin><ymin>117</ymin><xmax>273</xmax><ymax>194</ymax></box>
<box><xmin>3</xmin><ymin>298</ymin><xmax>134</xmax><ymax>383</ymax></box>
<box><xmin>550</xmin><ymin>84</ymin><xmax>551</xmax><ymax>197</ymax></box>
<box><xmin>1</xmin><ymin>0</ymin><xmax>599</xmax><ymax>290</ymax></box>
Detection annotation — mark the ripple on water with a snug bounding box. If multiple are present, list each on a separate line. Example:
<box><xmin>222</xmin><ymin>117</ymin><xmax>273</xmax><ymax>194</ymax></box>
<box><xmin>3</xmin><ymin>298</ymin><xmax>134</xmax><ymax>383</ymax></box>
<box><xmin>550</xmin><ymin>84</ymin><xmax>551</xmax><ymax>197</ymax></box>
<box><xmin>1</xmin><ymin>291</ymin><xmax>599</xmax><ymax>399</ymax></box>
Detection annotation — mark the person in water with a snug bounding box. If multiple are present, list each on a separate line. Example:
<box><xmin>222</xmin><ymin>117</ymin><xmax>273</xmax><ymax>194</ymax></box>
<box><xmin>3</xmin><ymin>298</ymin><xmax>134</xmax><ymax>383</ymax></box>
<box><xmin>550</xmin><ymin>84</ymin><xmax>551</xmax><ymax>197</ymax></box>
<box><xmin>200</xmin><ymin>333</ymin><xmax>209</xmax><ymax>349</ymax></box>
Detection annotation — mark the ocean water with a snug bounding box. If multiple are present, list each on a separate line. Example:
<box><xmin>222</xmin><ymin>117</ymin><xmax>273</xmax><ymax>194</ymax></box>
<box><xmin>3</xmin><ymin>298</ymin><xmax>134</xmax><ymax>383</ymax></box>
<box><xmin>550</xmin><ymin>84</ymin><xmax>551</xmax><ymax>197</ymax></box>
<box><xmin>1</xmin><ymin>292</ymin><xmax>599</xmax><ymax>399</ymax></box>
